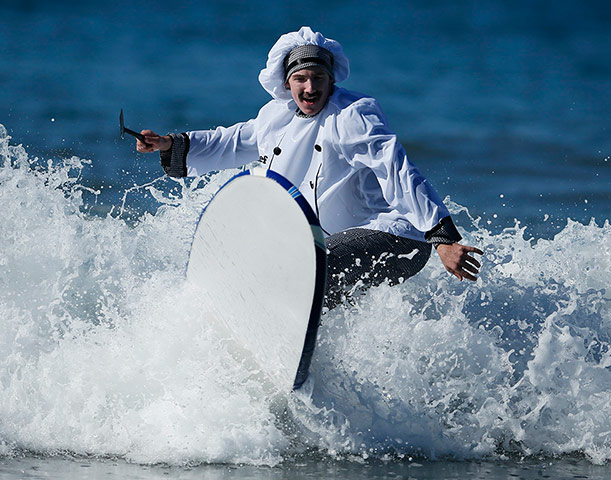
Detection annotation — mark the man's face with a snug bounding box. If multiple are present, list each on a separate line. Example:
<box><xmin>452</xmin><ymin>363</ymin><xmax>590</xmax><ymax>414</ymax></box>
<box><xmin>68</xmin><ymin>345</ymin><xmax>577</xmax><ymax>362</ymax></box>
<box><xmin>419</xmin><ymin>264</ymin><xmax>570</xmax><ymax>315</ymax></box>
<box><xmin>285</xmin><ymin>67</ymin><xmax>333</xmax><ymax>116</ymax></box>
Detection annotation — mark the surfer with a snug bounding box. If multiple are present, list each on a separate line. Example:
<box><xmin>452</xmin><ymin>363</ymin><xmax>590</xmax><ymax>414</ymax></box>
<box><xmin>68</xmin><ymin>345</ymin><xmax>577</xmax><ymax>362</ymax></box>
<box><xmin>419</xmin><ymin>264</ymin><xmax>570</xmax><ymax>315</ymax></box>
<box><xmin>136</xmin><ymin>26</ymin><xmax>483</xmax><ymax>308</ymax></box>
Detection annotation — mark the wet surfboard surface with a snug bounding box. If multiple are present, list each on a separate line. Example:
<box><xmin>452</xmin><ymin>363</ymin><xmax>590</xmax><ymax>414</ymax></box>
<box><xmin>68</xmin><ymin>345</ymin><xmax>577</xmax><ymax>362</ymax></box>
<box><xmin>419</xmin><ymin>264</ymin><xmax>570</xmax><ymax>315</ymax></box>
<box><xmin>186</xmin><ymin>168</ymin><xmax>326</xmax><ymax>393</ymax></box>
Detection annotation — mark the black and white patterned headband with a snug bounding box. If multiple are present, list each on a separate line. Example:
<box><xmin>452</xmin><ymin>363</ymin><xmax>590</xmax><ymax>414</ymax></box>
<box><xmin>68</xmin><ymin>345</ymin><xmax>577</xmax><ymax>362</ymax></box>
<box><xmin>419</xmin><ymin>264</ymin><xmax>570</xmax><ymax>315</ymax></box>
<box><xmin>283</xmin><ymin>44</ymin><xmax>335</xmax><ymax>81</ymax></box>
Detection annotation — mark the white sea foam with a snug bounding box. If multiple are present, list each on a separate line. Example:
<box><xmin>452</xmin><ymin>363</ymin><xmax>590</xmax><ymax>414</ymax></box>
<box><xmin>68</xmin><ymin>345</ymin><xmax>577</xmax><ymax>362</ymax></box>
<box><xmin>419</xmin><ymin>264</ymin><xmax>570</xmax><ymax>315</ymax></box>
<box><xmin>0</xmin><ymin>126</ymin><xmax>609</xmax><ymax>465</ymax></box>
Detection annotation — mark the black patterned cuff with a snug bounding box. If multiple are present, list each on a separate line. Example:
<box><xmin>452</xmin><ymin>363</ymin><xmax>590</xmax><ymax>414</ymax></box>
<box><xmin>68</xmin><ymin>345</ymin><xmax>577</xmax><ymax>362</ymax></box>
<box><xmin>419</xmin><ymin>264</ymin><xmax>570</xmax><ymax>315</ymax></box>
<box><xmin>425</xmin><ymin>216</ymin><xmax>462</xmax><ymax>247</ymax></box>
<box><xmin>160</xmin><ymin>133</ymin><xmax>189</xmax><ymax>177</ymax></box>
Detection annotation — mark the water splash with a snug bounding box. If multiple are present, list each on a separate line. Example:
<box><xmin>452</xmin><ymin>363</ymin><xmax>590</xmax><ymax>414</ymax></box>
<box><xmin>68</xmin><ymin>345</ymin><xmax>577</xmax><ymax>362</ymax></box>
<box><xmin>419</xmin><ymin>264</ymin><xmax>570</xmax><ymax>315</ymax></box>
<box><xmin>0</xmin><ymin>126</ymin><xmax>283</xmax><ymax>465</ymax></box>
<box><xmin>0</xmin><ymin>125</ymin><xmax>609</xmax><ymax>465</ymax></box>
<box><xmin>299</xmin><ymin>208</ymin><xmax>610</xmax><ymax>463</ymax></box>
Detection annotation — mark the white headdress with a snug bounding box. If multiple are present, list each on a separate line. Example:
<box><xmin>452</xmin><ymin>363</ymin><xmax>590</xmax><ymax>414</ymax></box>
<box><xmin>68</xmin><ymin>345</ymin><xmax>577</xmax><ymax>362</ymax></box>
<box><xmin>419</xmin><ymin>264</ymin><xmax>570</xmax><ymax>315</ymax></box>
<box><xmin>258</xmin><ymin>26</ymin><xmax>350</xmax><ymax>100</ymax></box>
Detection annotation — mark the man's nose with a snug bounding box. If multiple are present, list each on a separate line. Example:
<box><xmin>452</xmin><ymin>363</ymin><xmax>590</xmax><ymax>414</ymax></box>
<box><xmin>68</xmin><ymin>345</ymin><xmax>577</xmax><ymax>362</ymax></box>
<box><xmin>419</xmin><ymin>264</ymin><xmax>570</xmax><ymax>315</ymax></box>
<box><xmin>304</xmin><ymin>80</ymin><xmax>315</xmax><ymax>92</ymax></box>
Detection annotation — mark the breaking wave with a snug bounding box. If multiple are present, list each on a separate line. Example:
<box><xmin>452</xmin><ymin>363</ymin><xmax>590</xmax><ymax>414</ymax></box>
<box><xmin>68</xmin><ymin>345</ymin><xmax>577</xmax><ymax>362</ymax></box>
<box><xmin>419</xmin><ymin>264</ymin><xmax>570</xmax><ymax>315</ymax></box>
<box><xmin>0</xmin><ymin>125</ymin><xmax>609</xmax><ymax>465</ymax></box>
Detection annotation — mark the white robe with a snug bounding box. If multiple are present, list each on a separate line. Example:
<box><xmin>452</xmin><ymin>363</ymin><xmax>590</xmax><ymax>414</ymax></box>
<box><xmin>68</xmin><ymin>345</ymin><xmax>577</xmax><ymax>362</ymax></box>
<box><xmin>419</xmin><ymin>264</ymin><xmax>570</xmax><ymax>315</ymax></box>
<box><xmin>185</xmin><ymin>87</ymin><xmax>450</xmax><ymax>242</ymax></box>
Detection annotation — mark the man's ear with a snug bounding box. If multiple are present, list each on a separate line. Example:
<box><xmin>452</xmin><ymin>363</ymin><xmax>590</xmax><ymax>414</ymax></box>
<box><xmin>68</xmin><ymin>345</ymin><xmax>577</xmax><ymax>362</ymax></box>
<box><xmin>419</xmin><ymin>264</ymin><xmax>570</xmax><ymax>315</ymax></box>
<box><xmin>284</xmin><ymin>81</ymin><xmax>290</xmax><ymax>90</ymax></box>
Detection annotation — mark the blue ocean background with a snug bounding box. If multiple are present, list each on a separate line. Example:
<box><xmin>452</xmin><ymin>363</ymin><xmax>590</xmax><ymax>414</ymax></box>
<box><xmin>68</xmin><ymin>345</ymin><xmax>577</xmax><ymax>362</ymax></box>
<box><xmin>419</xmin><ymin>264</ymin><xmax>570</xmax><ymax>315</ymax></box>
<box><xmin>0</xmin><ymin>0</ymin><xmax>610</xmax><ymax>477</ymax></box>
<box><xmin>2</xmin><ymin>0</ymin><xmax>609</xmax><ymax>234</ymax></box>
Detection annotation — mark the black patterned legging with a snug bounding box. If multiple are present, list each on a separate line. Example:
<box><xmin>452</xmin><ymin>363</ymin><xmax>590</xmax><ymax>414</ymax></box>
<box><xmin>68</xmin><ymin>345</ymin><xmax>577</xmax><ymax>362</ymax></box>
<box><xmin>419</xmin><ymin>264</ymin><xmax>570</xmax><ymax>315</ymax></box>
<box><xmin>325</xmin><ymin>228</ymin><xmax>432</xmax><ymax>309</ymax></box>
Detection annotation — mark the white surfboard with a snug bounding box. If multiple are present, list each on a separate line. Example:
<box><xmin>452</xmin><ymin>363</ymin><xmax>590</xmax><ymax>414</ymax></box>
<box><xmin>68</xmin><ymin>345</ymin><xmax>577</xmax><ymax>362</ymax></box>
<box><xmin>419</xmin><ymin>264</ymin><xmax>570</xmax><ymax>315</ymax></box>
<box><xmin>186</xmin><ymin>168</ymin><xmax>326</xmax><ymax>393</ymax></box>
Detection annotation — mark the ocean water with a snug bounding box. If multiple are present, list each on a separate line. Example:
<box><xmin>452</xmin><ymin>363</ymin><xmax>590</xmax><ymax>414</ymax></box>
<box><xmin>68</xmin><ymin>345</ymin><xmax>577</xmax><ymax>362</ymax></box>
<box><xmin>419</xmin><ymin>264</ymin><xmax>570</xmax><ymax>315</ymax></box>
<box><xmin>0</xmin><ymin>0</ymin><xmax>610</xmax><ymax>478</ymax></box>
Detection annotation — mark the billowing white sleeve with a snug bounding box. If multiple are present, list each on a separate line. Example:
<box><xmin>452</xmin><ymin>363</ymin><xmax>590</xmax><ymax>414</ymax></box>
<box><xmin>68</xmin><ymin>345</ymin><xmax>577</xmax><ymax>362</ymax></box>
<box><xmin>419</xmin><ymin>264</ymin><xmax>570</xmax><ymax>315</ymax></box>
<box><xmin>185</xmin><ymin>118</ymin><xmax>258</xmax><ymax>176</ymax></box>
<box><xmin>335</xmin><ymin>98</ymin><xmax>450</xmax><ymax>233</ymax></box>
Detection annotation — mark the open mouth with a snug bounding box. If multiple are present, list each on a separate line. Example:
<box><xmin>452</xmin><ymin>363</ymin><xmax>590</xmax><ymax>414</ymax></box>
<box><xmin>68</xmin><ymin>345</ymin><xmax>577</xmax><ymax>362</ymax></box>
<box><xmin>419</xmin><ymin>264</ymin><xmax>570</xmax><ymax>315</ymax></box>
<box><xmin>300</xmin><ymin>93</ymin><xmax>320</xmax><ymax>105</ymax></box>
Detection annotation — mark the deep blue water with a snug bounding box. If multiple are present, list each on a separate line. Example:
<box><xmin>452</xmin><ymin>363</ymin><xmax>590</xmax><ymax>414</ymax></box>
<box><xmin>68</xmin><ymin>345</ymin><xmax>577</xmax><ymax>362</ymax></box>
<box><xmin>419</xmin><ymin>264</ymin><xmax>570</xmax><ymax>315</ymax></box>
<box><xmin>1</xmin><ymin>0</ymin><xmax>609</xmax><ymax>236</ymax></box>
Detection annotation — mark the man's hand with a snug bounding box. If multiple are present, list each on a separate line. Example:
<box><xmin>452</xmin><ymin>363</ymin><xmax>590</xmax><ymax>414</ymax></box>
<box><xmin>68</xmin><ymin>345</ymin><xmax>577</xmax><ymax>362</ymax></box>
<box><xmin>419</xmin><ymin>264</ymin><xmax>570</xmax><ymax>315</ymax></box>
<box><xmin>436</xmin><ymin>243</ymin><xmax>483</xmax><ymax>282</ymax></box>
<box><xmin>136</xmin><ymin>130</ymin><xmax>172</xmax><ymax>153</ymax></box>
